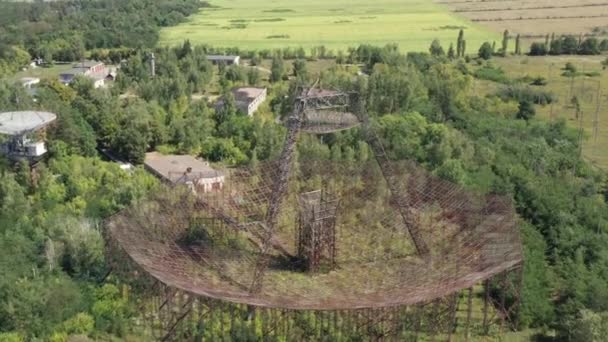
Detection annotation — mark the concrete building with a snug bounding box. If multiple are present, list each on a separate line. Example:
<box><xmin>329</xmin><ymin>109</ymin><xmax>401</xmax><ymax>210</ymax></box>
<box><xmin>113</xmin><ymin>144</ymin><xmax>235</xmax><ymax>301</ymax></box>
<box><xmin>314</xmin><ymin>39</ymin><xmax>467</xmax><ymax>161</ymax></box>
<box><xmin>144</xmin><ymin>152</ymin><xmax>224</xmax><ymax>193</ymax></box>
<box><xmin>59</xmin><ymin>61</ymin><xmax>111</xmax><ymax>88</ymax></box>
<box><xmin>207</xmin><ymin>55</ymin><xmax>240</xmax><ymax>65</ymax></box>
<box><xmin>217</xmin><ymin>87</ymin><xmax>267</xmax><ymax>116</ymax></box>
<box><xmin>0</xmin><ymin>111</ymin><xmax>56</xmax><ymax>160</ymax></box>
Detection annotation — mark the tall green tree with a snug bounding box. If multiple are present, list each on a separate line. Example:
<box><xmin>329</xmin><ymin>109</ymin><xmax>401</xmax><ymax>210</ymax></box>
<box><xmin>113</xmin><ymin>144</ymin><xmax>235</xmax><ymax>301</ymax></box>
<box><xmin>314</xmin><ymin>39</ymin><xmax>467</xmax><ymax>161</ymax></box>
<box><xmin>429</xmin><ymin>39</ymin><xmax>445</xmax><ymax>57</ymax></box>
<box><xmin>501</xmin><ymin>30</ymin><xmax>510</xmax><ymax>56</ymax></box>
<box><xmin>270</xmin><ymin>55</ymin><xmax>285</xmax><ymax>83</ymax></box>
<box><xmin>457</xmin><ymin>29</ymin><xmax>464</xmax><ymax>57</ymax></box>
<box><xmin>447</xmin><ymin>43</ymin><xmax>455</xmax><ymax>59</ymax></box>
<box><xmin>515</xmin><ymin>34</ymin><xmax>522</xmax><ymax>55</ymax></box>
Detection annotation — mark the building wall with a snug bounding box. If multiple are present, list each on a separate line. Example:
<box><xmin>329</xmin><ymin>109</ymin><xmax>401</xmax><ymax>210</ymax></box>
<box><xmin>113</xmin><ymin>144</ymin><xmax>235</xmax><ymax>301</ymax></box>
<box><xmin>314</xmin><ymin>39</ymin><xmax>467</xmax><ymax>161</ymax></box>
<box><xmin>246</xmin><ymin>88</ymin><xmax>267</xmax><ymax>116</ymax></box>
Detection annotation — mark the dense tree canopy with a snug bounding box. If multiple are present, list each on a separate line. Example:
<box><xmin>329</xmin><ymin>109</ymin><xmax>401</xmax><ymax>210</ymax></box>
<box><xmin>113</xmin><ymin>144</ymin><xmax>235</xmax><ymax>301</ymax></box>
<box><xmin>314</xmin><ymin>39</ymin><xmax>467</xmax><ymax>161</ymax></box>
<box><xmin>0</xmin><ymin>36</ymin><xmax>607</xmax><ymax>341</ymax></box>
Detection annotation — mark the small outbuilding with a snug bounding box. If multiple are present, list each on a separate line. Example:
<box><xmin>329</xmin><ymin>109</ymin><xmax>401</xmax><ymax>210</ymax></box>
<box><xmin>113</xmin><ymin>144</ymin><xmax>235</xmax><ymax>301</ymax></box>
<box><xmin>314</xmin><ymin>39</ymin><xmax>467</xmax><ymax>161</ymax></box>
<box><xmin>207</xmin><ymin>55</ymin><xmax>240</xmax><ymax>65</ymax></box>
<box><xmin>144</xmin><ymin>152</ymin><xmax>224</xmax><ymax>193</ymax></box>
<box><xmin>217</xmin><ymin>87</ymin><xmax>267</xmax><ymax>117</ymax></box>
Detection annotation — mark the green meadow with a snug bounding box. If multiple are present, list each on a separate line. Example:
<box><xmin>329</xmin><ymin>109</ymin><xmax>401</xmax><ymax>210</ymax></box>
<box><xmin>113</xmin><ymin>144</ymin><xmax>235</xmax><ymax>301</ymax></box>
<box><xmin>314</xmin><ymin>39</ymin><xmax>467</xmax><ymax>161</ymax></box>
<box><xmin>477</xmin><ymin>56</ymin><xmax>608</xmax><ymax>169</ymax></box>
<box><xmin>160</xmin><ymin>0</ymin><xmax>499</xmax><ymax>52</ymax></box>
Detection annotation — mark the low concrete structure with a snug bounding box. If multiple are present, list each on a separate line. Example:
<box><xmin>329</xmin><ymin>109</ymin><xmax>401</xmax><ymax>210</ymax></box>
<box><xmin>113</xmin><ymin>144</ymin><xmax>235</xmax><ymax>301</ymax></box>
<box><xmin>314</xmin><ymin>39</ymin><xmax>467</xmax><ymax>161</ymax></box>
<box><xmin>217</xmin><ymin>87</ymin><xmax>267</xmax><ymax>116</ymax></box>
<box><xmin>144</xmin><ymin>152</ymin><xmax>224</xmax><ymax>193</ymax></box>
<box><xmin>207</xmin><ymin>55</ymin><xmax>240</xmax><ymax>65</ymax></box>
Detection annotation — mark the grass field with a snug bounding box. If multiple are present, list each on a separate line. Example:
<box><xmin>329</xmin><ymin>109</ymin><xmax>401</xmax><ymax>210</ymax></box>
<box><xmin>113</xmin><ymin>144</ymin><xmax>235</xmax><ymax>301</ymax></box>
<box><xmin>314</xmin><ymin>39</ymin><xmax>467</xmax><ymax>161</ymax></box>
<box><xmin>476</xmin><ymin>56</ymin><xmax>608</xmax><ymax>169</ymax></box>
<box><xmin>160</xmin><ymin>0</ymin><xmax>499</xmax><ymax>52</ymax></box>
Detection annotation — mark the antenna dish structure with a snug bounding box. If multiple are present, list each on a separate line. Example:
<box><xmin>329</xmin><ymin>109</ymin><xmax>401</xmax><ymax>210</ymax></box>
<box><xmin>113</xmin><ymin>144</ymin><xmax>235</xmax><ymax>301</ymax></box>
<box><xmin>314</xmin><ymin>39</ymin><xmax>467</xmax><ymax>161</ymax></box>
<box><xmin>0</xmin><ymin>111</ymin><xmax>57</xmax><ymax>160</ymax></box>
<box><xmin>0</xmin><ymin>111</ymin><xmax>56</xmax><ymax>136</ymax></box>
<box><xmin>107</xmin><ymin>86</ymin><xmax>523</xmax><ymax>340</ymax></box>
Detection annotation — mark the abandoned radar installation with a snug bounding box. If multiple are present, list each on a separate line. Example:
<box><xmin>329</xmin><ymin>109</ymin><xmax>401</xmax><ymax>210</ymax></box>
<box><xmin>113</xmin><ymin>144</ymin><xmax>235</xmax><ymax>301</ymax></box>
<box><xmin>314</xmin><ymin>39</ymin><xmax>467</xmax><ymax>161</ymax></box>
<box><xmin>106</xmin><ymin>84</ymin><xmax>523</xmax><ymax>341</ymax></box>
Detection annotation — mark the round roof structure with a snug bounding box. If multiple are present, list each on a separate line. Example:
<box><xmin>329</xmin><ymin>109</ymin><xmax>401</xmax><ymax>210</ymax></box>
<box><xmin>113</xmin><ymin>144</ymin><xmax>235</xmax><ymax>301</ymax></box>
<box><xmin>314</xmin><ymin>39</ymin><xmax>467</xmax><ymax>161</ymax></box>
<box><xmin>0</xmin><ymin>111</ymin><xmax>57</xmax><ymax>136</ymax></box>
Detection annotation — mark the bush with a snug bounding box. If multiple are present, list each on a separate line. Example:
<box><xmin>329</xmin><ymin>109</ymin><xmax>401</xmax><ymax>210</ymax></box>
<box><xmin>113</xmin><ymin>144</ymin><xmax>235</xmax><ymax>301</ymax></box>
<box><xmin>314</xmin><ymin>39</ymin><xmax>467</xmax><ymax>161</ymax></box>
<box><xmin>517</xmin><ymin>100</ymin><xmax>536</xmax><ymax>121</ymax></box>
<box><xmin>530</xmin><ymin>77</ymin><xmax>548</xmax><ymax>86</ymax></box>
<box><xmin>478</xmin><ymin>42</ymin><xmax>493</xmax><ymax>60</ymax></box>
<box><xmin>474</xmin><ymin>65</ymin><xmax>510</xmax><ymax>84</ymax></box>
<box><xmin>529</xmin><ymin>42</ymin><xmax>548</xmax><ymax>56</ymax></box>
<box><xmin>0</xmin><ymin>333</ymin><xmax>24</xmax><ymax>342</ymax></box>
<box><xmin>61</xmin><ymin>313</ymin><xmax>94</xmax><ymax>335</ymax></box>
<box><xmin>497</xmin><ymin>85</ymin><xmax>555</xmax><ymax>105</ymax></box>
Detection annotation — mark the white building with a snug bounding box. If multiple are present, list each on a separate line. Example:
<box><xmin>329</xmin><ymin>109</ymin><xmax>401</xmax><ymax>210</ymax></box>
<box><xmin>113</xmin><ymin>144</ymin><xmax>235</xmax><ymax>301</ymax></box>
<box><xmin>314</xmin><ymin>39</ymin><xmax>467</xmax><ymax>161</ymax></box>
<box><xmin>59</xmin><ymin>61</ymin><xmax>110</xmax><ymax>88</ymax></box>
<box><xmin>207</xmin><ymin>55</ymin><xmax>240</xmax><ymax>65</ymax></box>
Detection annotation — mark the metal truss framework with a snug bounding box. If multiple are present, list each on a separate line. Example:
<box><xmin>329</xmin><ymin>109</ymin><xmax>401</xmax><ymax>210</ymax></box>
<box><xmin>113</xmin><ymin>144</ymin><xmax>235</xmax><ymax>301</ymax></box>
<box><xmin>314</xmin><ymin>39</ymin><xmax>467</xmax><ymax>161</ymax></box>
<box><xmin>106</xmin><ymin>86</ymin><xmax>524</xmax><ymax>340</ymax></box>
<box><xmin>296</xmin><ymin>190</ymin><xmax>339</xmax><ymax>272</ymax></box>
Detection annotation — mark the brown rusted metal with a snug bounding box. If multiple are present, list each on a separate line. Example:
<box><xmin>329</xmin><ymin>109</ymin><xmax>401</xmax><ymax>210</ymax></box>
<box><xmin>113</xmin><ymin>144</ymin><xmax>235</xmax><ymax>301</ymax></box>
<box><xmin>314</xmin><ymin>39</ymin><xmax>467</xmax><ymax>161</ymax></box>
<box><xmin>106</xmin><ymin>89</ymin><xmax>524</xmax><ymax>341</ymax></box>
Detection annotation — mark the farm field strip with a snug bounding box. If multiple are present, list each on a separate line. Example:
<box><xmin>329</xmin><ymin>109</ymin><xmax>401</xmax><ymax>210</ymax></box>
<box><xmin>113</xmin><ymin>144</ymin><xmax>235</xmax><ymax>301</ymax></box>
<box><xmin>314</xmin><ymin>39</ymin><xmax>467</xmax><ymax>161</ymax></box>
<box><xmin>160</xmin><ymin>0</ymin><xmax>499</xmax><ymax>51</ymax></box>
<box><xmin>438</xmin><ymin>0</ymin><xmax>608</xmax><ymax>37</ymax></box>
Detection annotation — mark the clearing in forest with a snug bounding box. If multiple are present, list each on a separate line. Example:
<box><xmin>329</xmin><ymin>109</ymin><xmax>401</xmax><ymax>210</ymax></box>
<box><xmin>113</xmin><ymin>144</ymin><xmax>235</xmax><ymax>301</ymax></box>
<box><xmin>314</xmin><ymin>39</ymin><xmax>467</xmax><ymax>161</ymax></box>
<box><xmin>159</xmin><ymin>0</ymin><xmax>498</xmax><ymax>52</ymax></box>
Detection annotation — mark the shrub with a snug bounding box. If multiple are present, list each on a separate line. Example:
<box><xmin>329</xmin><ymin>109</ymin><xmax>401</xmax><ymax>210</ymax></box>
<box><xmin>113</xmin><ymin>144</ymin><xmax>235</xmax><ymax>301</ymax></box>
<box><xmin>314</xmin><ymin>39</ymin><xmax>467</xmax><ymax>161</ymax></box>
<box><xmin>474</xmin><ymin>66</ymin><xmax>510</xmax><ymax>84</ymax></box>
<box><xmin>529</xmin><ymin>42</ymin><xmax>548</xmax><ymax>56</ymax></box>
<box><xmin>530</xmin><ymin>77</ymin><xmax>547</xmax><ymax>86</ymax></box>
<box><xmin>497</xmin><ymin>85</ymin><xmax>555</xmax><ymax>105</ymax></box>
<box><xmin>478</xmin><ymin>42</ymin><xmax>493</xmax><ymax>60</ymax></box>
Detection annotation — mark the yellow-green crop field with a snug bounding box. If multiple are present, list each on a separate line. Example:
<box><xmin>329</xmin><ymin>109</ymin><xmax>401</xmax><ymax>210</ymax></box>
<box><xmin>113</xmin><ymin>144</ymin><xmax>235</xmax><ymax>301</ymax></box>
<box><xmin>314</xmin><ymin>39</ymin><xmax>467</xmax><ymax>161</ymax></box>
<box><xmin>160</xmin><ymin>0</ymin><xmax>500</xmax><ymax>52</ymax></box>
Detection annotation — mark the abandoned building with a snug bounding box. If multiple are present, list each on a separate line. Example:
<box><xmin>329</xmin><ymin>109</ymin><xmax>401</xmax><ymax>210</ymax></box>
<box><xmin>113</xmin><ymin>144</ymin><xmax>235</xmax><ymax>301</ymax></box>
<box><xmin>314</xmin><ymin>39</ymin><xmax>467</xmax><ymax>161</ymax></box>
<box><xmin>59</xmin><ymin>61</ymin><xmax>115</xmax><ymax>88</ymax></box>
<box><xmin>207</xmin><ymin>55</ymin><xmax>240</xmax><ymax>65</ymax></box>
<box><xmin>216</xmin><ymin>87</ymin><xmax>268</xmax><ymax>116</ymax></box>
<box><xmin>144</xmin><ymin>152</ymin><xmax>224</xmax><ymax>193</ymax></box>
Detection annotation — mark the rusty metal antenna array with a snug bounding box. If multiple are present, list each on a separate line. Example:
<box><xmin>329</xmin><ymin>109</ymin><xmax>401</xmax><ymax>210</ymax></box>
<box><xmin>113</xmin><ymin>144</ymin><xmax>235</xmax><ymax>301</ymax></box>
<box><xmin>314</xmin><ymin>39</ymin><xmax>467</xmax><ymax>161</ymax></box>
<box><xmin>106</xmin><ymin>85</ymin><xmax>524</xmax><ymax>341</ymax></box>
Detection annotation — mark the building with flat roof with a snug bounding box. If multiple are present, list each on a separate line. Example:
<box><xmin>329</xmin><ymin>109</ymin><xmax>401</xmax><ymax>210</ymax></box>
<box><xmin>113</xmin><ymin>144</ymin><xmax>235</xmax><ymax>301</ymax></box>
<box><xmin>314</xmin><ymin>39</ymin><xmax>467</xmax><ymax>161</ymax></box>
<box><xmin>207</xmin><ymin>55</ymin><xmax>240</xmax><ymax>65</ymax></box>
<box><xmin>217</xmin><ymin>87</ymin><xmax>267</xmax><ymax>116</ymax></box>
<box><xmin>144</xmin><ymin>152</ymin><xmax>224</xmax><ymax>193</ymax></box>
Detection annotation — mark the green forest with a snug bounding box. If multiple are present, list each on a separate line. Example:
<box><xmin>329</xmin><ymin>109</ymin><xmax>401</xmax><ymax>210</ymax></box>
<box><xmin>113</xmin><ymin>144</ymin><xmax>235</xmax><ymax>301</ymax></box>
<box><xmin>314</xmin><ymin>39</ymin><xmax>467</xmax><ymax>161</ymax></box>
<box><xmin>0</xmin><ymin>0</ymin><xmax>608</xmax><ymax>341</ymax></box>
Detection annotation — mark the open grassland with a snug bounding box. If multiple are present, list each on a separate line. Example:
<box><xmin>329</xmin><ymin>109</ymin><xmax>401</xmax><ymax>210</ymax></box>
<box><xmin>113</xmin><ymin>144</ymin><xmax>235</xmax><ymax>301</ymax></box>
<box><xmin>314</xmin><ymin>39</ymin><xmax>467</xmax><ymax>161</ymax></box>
<box><xmin>160</xmin><ymin>0</ymin><xmax>499</xmax><ymax>52</ymax></box>
<box><xmin>478</xmin><ymin>56</ymin><xmax>608</xmax><ymax>169</ymax></box>
<box><xmin>439</xmin><ymin>0</ymin><xmax>608</xmax><ymax>42</ymax></box>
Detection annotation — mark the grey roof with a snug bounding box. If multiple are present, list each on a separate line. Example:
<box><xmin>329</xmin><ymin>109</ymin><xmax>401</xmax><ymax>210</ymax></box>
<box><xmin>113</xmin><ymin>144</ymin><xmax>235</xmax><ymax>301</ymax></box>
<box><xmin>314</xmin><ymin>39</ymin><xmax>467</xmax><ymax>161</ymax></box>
<box><xmin>60</xmin><ymin>68</ymin><xmax>88</xmax><ymax>77</ymax></box>
<box><xmin>144</xmin><ymin>152</ymin><xmax>222</xmax><ymax>183</ymax></box>
<box><xmin>0</xmin><ymin>111</ymin><xmax>57</xmax><ymax>136</ymax></box>
<box><xmin>207</xmin><ymin>55</ymin><xmax>240</xmax><ymax>61</ymax></box>
<box><xmin>232</xmin><ymin>87</ymin><xmax>266</xmax><ymax>103</ymax></box>
<box><xmin>73</xmin><ymin>61</ymin><xmax>103</xmax><ymax>68</ymax></box>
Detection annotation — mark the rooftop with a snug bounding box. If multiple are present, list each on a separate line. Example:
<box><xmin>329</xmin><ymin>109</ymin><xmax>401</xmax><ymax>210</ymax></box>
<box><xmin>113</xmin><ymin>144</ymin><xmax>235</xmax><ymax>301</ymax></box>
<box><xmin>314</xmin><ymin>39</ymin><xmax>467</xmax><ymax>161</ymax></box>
<box><xmin>0</xmin><ymin>111</ymin><xmax>57</xmax><ymax>136</ymax></box>
<box><xmin>60</xmin><ymin>67</ymin><xmax>88</xmax><ymax>76</ymax></box>
<box><xmin>144</xmin><ymin>152</ymin><xmax>221</xmax><ymax>183</ymax></box>
<box><xmin>73</xmin><ymin>60</ymin><xmax>104</xmax><ymax>68</ymax></box>
<box><xmin>20</xmin><ymin>77</ymin><xmax>40</xmax><ymax>83</ymax></box>
<box><xmin>232</xmin><ymin>87</ymin><xmax>266</xmax><ymax>103</ymax></box>
<box><xmin>207</xmin><ymin>55</ymin><xmax>240</xmax><ymax>61</ymax></box>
